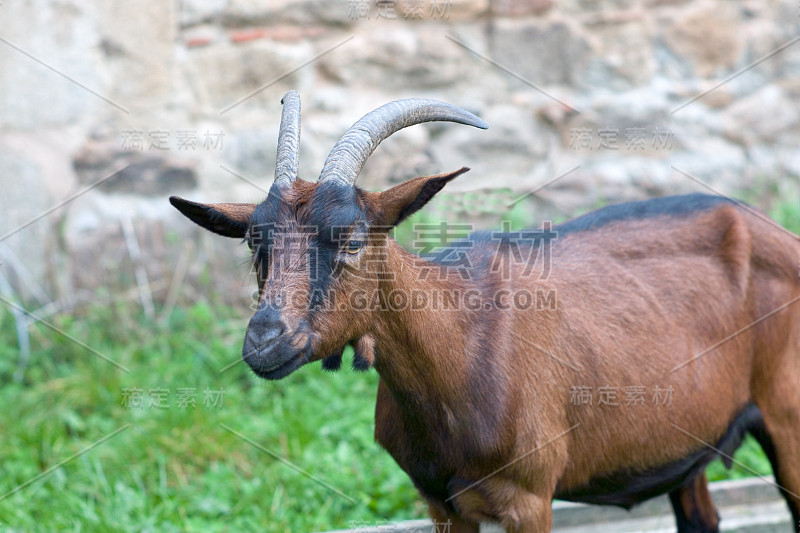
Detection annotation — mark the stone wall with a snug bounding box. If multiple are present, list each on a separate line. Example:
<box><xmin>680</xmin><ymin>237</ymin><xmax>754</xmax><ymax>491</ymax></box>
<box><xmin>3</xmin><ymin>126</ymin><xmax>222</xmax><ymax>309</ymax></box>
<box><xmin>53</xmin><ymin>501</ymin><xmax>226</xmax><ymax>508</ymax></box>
<box><xmin>1</xmin><ymin>0</ymin><xmax>799</xmax><ymax>305</ymax></box>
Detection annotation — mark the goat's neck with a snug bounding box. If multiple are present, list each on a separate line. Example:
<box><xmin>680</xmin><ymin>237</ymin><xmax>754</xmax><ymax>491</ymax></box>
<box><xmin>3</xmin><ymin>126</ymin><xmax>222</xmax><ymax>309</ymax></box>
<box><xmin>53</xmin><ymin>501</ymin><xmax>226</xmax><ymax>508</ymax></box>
<box><xmin>369</xmin><ymin>239</ymin><xmax>512</xmax><ymax>452</ymax></box>
<box><xmin>370</xmin><ymin>240</ymin><xmax>479</xmax><ymax>400</ymax></box>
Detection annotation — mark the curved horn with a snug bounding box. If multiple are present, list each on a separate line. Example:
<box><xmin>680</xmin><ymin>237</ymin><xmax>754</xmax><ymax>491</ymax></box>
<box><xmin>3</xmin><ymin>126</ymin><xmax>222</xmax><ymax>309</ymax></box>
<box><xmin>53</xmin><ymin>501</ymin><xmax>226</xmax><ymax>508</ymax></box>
<box><xmin>318</xmin><ymin>99</ymin><xmax>488</xmax><ymax>186</ymax></box>
<box><xmin>273</xmin><ymin>90</ymin><xmax>301</xmax><ymax>187</ymax></box>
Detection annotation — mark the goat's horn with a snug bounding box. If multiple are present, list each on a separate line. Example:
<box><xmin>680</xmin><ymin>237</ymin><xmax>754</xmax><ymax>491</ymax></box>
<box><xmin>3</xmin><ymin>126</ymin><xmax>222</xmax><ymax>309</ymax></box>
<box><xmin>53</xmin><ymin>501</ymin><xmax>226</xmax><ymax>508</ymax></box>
<box><xmin>318</xmin><ymin>99</ymin><xmax>488</xmax><ymax>186</ymax></box>
<box><xmin>273</xmin><ymin>90</ymin><xmax>301</xmax><ymax>187</ymax></box>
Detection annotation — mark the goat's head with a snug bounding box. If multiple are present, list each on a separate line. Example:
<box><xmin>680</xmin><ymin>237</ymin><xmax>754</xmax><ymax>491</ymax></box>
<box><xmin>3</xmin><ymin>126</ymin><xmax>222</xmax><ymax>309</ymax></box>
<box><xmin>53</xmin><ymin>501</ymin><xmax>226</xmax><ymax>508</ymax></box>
<box><xmin>170</xmin><ymin>91</ymin><xmax>487</xmax><ymax>379</ymax></box>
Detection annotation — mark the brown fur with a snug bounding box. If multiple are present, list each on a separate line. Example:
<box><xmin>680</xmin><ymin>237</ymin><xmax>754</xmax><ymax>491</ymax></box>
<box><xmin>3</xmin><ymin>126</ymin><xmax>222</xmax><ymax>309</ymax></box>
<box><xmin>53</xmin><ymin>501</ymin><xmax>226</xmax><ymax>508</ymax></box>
<box><xmin>367</xmin><ymin>203</ymin><xmax>800</xmax><ymax>531</ymax></box>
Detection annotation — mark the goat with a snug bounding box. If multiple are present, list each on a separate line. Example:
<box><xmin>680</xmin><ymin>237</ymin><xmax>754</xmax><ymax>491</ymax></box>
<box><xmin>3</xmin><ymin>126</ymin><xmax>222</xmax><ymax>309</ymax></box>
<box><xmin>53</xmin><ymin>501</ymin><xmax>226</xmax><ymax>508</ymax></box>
<box><xmin>170</xmin><ymin>91</ymin><xmax>800</xmax><ymax>532</ymax></box>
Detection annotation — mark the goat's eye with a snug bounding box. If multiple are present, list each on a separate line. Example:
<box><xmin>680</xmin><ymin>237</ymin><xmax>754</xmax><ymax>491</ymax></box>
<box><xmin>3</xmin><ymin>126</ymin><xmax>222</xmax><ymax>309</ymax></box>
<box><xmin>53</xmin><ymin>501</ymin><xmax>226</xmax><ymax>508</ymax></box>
<box><xmin>242</xmin><ymin>232</ymin><xmax>253</xmax><ymax>251</ymax></box>
<box><xmin>345</xmin><ymin>240</ymin><xmax>364</xmax><ymax>254</ymax></box>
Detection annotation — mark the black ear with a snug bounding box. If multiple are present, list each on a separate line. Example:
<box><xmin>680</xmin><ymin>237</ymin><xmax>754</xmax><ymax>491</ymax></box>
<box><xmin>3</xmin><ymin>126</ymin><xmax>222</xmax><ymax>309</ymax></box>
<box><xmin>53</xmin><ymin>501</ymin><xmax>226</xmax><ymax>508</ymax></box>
<box><xmin>169</xmin><ymin>196</ymin><xmax>256</xmax><ymax>238</ymax></box>
<box><xmin>369</xmin><ymin>167</ymin><xmax>470</xmax><ymax>227</ymax></box>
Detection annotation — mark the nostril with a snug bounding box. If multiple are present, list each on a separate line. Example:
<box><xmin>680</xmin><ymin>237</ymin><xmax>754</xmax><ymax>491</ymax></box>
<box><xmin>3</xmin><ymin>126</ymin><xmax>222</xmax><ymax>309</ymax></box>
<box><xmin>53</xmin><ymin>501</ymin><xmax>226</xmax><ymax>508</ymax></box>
<box><xmin>247</xmin><ymin>322</ymin><xmax>285</xmax><ymax>348</ymax></box>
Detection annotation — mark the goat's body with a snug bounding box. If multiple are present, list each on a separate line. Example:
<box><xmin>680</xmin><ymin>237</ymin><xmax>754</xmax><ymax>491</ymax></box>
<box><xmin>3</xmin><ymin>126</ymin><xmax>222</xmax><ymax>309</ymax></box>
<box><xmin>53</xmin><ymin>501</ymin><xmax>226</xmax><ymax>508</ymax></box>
<box><xmin>373</xmin><ymin>194</ymin><xmax>800</xmax><ymax>532</ymax></box>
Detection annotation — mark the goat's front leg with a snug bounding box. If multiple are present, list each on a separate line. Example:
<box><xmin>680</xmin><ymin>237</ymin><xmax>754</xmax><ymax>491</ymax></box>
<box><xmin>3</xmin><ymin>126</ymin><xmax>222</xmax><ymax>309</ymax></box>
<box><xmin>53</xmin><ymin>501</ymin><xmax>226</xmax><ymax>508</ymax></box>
<box><xmin>447</xmin><ymin>478</ymin><xmax>553</xmax><ymax>533</ymax></box>
<box><xmin>500</xmin><ymin>491</ymin><xmax>552</xmax><ymax>533</ymax></box>
<box><xmin>426</xmin><ymin>498</ymin><xmax>480</xmax><ymax>533</ymax></box>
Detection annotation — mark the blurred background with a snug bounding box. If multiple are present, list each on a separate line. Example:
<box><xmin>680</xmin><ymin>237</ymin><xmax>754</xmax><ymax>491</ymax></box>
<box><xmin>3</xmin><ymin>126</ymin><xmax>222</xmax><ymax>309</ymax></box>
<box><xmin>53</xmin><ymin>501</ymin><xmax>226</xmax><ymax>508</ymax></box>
<box><xmin>1</xmin><ymin>0</ymin><xmax>799</xmax><ymax>531</ymax></box>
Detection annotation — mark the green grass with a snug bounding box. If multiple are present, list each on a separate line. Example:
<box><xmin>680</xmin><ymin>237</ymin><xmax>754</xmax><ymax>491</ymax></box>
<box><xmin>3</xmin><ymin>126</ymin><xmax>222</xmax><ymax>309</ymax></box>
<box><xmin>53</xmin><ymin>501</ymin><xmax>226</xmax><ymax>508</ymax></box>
<box><xmin>2</xmin><ymin>197</ymin><xmax>798</xmax><ymax>531</ymax></box>
<box><xmin>0</xmin><ymin>302</ymin><xmax>425</xmax><ymax>532</ymax></box>
<box><xmin>705</xmin><ymin>436</ymin><xmax>772</xmax><ymax>482</ymax></box>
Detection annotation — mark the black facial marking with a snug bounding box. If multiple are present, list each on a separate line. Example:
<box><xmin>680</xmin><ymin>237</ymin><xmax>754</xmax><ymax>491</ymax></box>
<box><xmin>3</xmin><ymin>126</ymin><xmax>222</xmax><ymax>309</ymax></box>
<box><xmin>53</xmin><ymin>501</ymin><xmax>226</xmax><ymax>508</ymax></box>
<box><xmin>306</xmin><ymin>181</ymin><xmax>368</xmax><ymax>310</ymax></box>
<box><xmin>245</xmin><ymin>182</ymin><xmax>375</xmax><ymax>334</ymax></box>
<box><xmin>250</xmin><ymin>186</ymin><xmax>286</xmax><ymax>231</ymax></box>
<box><xmin>309</xmin><ymin>182</ymin><xmax>365</xmax><ymax>245</ymax></box>
<box><xmin>248</xmin><ymin>187</ymin><xmax>287</xmax><ymax>272</ymax></box>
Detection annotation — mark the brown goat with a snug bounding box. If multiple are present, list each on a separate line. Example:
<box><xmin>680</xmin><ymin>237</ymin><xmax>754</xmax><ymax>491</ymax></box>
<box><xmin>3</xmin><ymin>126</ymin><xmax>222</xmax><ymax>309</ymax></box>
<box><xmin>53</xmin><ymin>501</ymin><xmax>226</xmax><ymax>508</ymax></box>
<box><xmin>170</xmin><ymin>91</ymin><xmax>800</xmax><ymax>532</ymax></box>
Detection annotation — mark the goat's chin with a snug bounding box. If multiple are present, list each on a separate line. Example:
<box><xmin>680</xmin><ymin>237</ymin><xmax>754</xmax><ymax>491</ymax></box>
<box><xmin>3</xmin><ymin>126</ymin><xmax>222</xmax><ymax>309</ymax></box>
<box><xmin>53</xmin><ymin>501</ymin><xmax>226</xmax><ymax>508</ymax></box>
<box><xmin>244</xmin><ymin>345</ymin><xmax>311</xmax><ymax>381</ymax></box>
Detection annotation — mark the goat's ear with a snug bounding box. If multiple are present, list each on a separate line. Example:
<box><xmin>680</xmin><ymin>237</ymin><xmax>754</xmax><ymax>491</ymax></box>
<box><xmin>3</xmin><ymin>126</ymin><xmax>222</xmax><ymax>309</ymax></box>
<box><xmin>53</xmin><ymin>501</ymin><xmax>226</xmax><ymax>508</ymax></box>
<box><xmin>169</xmin><ymin>196</ymin><xmax>256</xmax><ymax>238</ymax></box>
<box><xmin>367</xmin><ymin>167</ymin><xmax>470</xmax><ymax>227</ymax></box>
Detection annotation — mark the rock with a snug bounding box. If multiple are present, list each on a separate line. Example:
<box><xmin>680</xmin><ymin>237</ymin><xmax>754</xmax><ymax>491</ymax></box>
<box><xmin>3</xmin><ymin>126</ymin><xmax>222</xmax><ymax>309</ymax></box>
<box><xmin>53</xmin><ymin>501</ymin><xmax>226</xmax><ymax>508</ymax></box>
<box><xmin>318</xmin><ymin>25</ymin><xmax>465</xmax><ymax>89</ymax></box>
<box><xmin>72</xmin><ymin>138</ymin><xmax>198</xmax><ymax>196</ymax></box>
<box><xmin>225</xmin><ymin>0</ymin><xmax>352</xmax><ymax>27</ymax></box>
<box><xmin>663</xmin><ymin>1</ymin><xmax>743</xmax><ymax>78</ymax></box>
<box><xmin>561</xmin><ymin>88</ymin><xmax>674</xmax><ymax>154</ymax></box>
<box><xmin>580</xmin><ymin>15</ymin><xmax>654</xmax><ymax>88</ymax></box>
<box><xmin>0</xmin><ymin>148</ymin><xmax>54</xmax><ymax>288</ymax></box>
<box><xmin>395</xmin><ymin>0</ymin><xmax>490</xmax><ymax>21</ymax></box>
<box><xmin>668</xmin><ymin>137</ymin><xmax>748</xmax><ymax>193</ymax></box>
<box><xmin>221</xmin><ymin>129</ymin><xmax>277</xmax><ymax>183</ymax></box>
<box><xmin>491</xmin><ymin>0</ymin><xmax>552</xmax><ymax>17</ymax></box>
<box><xmin>450</xmin><ymin>0</ymin><xmax>491</xmax><ymax>20</ymax></box>
<box><xmin>318</xmin><ymin>21</ymin><xmax>471</xmax><ymax>91</ymax></box>
<box><xmin>573</xmin><ymin>156</ymin><xmax>682</xmax><ymax>206</ymax></box>
<box><xmin>94</xmin><ymin>2</ymin><xmax>175</xmax><ymax>108</ymax></box>
<box><xmin>0</xmin><ymin>2</ymin><xmax>103</xmax><ymax>130</ymax></box>
<box><xmin>185</xmin><ymin>39</ymin><xmax>314</xmax><ymax>112</ymax></box>
<box><xmin>557</xmin><ymin>0</ymin><xmax>638</xmax><ymax>13</ymax></box>
<box><xmin>490</xmin><ymin>19</ymin><xmax>591</xmax><ymax>87</ymax></box>
<box><xmin>180</xmin><ymin>0</ymin><xmax>229</xmax><ymax>27</ymax></box>
<box><xmin>780</xmin><ymin>149</ymin><xmax>800</xmax><ymax>180</ymax></box>
<box><xmin>722</xmin><ymin>85</ymin><xmax>800</xmax><ymax>146</ymax></box>
<box><xmin>182</xmin><ymin>25</ymin><xmax>225</xmax><ymax>48</ymax></box>
<box><xmin>2</xmin><ymin>0</ymin><xmax>800</xmax><ymax>303</ymax></box>
<box><xmin>432</xmin><ymin>104</ymin><xmax>561</xmax><ymax>192</ymax></box>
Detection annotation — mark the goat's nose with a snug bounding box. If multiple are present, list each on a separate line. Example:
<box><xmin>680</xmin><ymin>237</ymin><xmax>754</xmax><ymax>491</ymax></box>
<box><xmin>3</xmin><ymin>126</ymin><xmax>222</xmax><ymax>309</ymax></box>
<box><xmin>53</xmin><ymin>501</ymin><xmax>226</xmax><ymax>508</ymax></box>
<box><xmin>245</xmin><ymin>322</ymin><xmax>284</xmax><ymax>348</ymax></box>
<box><xmin>245</xmin><ymin>306</ymin><xmax>286</xmax><ymax>350</ymax></box>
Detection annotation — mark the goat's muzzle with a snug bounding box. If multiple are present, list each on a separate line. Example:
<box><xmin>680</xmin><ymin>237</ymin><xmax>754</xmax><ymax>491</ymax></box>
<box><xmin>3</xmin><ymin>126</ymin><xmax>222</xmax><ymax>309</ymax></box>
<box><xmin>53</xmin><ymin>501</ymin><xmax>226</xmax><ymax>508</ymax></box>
<box><xmin>242</xmin><ymin>305</ymin><xmax>312</xmax><ymax>380</ymax></box>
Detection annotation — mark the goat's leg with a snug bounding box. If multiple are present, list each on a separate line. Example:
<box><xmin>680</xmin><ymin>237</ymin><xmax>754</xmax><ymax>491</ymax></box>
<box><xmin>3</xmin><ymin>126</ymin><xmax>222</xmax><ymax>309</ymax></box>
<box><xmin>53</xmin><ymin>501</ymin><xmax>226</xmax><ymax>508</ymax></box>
<box><xmin>499</xmin><ymin>491</ymin><xmax>552</xmax><ymax>533</ymax></box>
<box><xmin>668</xmin><ymin>472</ymin><xmax>720</xmax><ymax>533</ymax></box>
<box><xmin>426</xmin><ymin>499</ymin><xmax>480</xmax><ymax>533</ymax></box>
<box><xmin>749</xmin><ymin>413</ymin><xmax>800</xmax><ymax>531</ymax></box>
<box><xmin>753</xmin><ymin>348</ymin><xmax>800</xmax><ymax>532</ymax></box>
<box><xmin>446</xmin><ymin>478</ymin><xmax>553</xmax><ymax>533</ymax></box>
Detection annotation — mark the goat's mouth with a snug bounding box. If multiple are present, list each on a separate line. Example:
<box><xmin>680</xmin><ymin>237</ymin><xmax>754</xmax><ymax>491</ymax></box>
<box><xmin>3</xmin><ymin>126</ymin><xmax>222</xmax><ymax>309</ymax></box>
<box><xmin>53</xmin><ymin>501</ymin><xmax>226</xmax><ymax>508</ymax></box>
<box><xmin>250</xmin><ymin>349</ymin><xmax>310</xmax><ymax>380</ymax></box>
<box><xmin>242</xmin><ymin>335</ymin><xmax>312</xmax><ymax>380</ymax></box>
